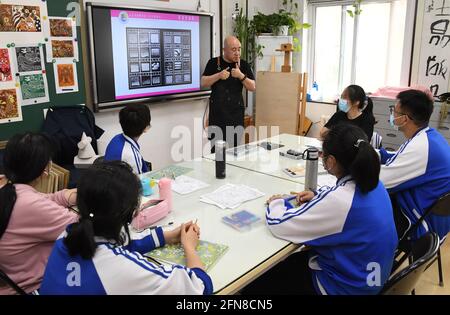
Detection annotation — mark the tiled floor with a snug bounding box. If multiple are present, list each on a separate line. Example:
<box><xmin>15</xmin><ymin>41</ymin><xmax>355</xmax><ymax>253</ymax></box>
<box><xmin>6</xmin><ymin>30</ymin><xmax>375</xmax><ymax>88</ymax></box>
<box><xmin>415</xmin><ymin>240</ymin><xmax>450</xmax><ymax>295</ymax></box>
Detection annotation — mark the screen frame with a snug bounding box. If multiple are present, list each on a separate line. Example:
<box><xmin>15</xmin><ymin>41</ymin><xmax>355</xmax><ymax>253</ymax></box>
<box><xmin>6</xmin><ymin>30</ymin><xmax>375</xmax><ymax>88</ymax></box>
<box><xmin>86</xmin><ymin>2</ymin><xmax>214</xmax><ymax>111</ymax></box>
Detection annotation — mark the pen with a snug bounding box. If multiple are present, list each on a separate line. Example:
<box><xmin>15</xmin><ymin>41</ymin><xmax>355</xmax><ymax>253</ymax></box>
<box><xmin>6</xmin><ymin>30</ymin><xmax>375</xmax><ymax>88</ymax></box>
<box><xmin>149</xmin><ymin>221</ymin><xmax>174</xmax><ymax>230</ymax></box>
<box><xmin>134</xmin><ymin>222</ymin><xmax>174</xmax><ymax>234</ymax></box>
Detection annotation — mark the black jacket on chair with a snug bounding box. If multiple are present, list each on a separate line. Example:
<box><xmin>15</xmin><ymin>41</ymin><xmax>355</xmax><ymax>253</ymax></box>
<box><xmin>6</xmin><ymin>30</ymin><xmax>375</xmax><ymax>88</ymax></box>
<box><xmin>42</xmin><ymin>105</ymin><xmax>104</xmax><ymax>168</ymax></box>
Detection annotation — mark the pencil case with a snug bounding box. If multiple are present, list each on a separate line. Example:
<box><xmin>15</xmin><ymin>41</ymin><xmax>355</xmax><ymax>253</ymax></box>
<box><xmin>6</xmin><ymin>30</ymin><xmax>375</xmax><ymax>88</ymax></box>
<box><xmin>131</xmin><ymin>199</ymin><xmax>170</xmax><ymax>231</ymax></box>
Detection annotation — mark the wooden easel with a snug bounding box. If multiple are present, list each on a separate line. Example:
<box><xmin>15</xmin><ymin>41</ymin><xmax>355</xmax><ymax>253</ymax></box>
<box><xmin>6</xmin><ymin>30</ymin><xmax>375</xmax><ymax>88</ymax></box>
<box><xmin>276</xmin><ymin>43</ymin><xmax>294</xmax><ymax>73</ymax></box>
<box><xmin>298</xmin><ymin>73</ymin><xmax>312</xmax><ymax>136</ymax></box>
<box><xmin>276</xmin><ymin>44</ymin><xmax>312</xmax><ymax>135</ymax></box>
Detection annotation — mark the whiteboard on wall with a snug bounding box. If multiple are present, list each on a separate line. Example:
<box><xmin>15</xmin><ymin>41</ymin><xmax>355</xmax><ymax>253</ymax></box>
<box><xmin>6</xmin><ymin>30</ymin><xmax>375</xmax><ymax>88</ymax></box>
<box><xmin>417</xmin><ymin>0</ymin><xmax>450</xmax><ymax>97</ymax></box>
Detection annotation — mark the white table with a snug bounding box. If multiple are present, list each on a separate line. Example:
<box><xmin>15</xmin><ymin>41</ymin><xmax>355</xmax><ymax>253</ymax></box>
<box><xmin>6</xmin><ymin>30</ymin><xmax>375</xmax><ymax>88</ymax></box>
<box><xmin>142</xmin><ymin>159</ymin><xmax>304</xmax><ymax>294</ymax></box>
<box><xmin>204</xmin><ymin>134</ymin><xmax>327</xmax><ymax>185</ymax></box>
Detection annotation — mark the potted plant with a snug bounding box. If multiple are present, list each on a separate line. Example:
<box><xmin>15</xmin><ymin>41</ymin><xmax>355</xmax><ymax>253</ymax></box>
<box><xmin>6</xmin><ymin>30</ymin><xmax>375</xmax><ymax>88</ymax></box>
<box><xmin>233</xmin><ymin>9</ymin><xmax>264</xmax><ymax>66</ymax></box>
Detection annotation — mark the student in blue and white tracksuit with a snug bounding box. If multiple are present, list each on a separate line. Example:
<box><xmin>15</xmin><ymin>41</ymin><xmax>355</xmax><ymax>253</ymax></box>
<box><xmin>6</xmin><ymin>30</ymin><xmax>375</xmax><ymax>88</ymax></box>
<box><xmin>104</xmin><ymin>104</ymin><xmax>151</xmax><ymax>175</ymax></box>
<box><xmin>40</xmin><ymin>161</ymin><xmax>212</xmax><ymax>295</ymax></box>
<box><xmin>244</xmin><ymin>124</ymin><xmax>398</xmax><ymax>295</ymax></box>
<box><xmin>380</xmin><ymin>89</ymin><xmax>450</xmax><ymax>240</ymax></box>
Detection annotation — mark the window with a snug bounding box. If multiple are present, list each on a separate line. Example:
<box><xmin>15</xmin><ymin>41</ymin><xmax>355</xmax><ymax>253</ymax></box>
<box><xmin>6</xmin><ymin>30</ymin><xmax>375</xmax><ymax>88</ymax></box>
<box><xmin>307</xmin><ymin>0</ymin><xmax>414</xmax><ymax>102</ymax></box>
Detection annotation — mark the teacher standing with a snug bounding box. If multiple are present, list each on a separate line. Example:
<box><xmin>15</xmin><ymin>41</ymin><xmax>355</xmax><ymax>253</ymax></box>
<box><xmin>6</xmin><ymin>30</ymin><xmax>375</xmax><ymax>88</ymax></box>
<box><xmin>201</xmin><ymin>36</ymin><xmax>256</xmax><ymax>151</ymax></box>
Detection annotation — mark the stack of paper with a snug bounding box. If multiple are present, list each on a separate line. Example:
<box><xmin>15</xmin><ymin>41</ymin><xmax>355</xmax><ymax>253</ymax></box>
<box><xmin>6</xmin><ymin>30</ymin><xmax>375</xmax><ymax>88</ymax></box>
<box><xmin>200</xmin><ymin>184</ymin><xmax>265</xmax><ymax>209</ymax></box>
<box><xmin>171</xmin><ymin>175</ymin><xmax>209</xmax><ymax>195</ymax></box>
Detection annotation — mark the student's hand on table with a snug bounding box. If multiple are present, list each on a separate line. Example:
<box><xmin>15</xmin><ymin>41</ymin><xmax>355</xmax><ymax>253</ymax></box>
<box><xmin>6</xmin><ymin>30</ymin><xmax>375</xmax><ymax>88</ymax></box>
<box><xmin>165</xmin><ymin>221</ymin><xmax>200</xmax><ymax>245</ymax></box>
<box><xmin>181</xmin><ymin>223</ymin><xmax>200</xmax><ymax>252</ymax></box>
<box><xmin>294</xmin><ymin>191</ymin><xmax>315</xmax><ymax>205</ymax></box>
<box><xmin>266</xmin><ymin>194</ymin><xmax>284</xmax><ymax>205</ymax></box>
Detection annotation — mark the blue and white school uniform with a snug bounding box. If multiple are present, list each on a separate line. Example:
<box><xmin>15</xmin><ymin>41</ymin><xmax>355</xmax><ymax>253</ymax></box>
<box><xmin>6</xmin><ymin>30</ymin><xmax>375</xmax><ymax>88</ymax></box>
<box><xmin>39</xmin><ymin>226</ymin><xmax>213</xmax><ymax>295</ymax></box>
<box><xmin>379</xmin><ymin>127</ymin><xmax>450</xmax><ymax>240</ymax></box>
<box><xmin>266</xmin><ymin>176</ymin><xmax>398</xmax><ymax>295</ymax></box>
<box><xmin>104</xmin><ymin>134</ymin><xmax>148</xmax><ymax>175</ymax></box>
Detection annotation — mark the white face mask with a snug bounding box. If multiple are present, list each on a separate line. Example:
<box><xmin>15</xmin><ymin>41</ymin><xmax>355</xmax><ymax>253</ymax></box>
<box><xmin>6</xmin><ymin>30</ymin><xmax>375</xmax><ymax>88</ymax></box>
<box><xmin>389</xmin><ymin>113</ymin><xmax>406</xmax><ymax>131</ymax></box>
<box><xmin>338</xmin><ymin>99</ymin><xmax>350</xmax><ymax>113</ymax></box>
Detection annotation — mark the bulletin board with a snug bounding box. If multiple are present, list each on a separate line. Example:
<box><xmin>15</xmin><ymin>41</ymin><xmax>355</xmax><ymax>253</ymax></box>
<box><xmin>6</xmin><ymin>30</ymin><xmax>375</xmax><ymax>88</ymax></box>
<box><xmin>0</xmin><ymin>0</ymin><xmax>86</xmax><ymax>140</ymax></box>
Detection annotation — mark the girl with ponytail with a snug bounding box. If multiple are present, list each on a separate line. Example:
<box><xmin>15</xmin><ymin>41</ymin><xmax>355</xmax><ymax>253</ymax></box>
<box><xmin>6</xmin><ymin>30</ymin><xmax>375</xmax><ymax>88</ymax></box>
<box><xmin>321</xmin><ymin>84</ymin><xmax>376</xmax><ymax>141</ymax></box>
<box><xmin>0</xmin><ymin>133</ymin><xmax>78</xmax><ymax>295</ymax></box>
<box><xmin>247</xmin><ymin>124</ymin><xmax>398</xmax><ymax>295</ymax></box>
<box><xmin>40</xmin><ymin>161</ymin><xmax>213</xmax><ymax>295</ymax></box>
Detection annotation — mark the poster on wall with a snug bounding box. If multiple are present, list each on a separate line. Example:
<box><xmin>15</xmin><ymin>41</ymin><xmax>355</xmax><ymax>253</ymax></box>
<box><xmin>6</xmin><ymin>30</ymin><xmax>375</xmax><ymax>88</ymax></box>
<box><xmin>417</xmin><ymin>0</ymin><xmax>450</xmax><ymax>97</ymax></box>
<box><xmin>0</xmin><ymin>48</ymin><xmax>13</xmax><ymax>82</ymax></box>
<box><xmin>53</xmin><ymin>62</ymin><xmax>78</xmax><ymax>94</ymax></box>
<box><xmin>48</xmin><ymin>17</ymin><xmax>76</xmax><ymax>37</ymax></box>
<box><xmin>0</xmin><ymin>0</ymin><xmax>48</xmax><ymax>46</ymax></box>
<box><xmin>12</xmin><ymin>44</ymin><xmax>49</xmax><ymax>105</ymax></box>
<box><xmin>44</xmin><ymin>17</ymin><xmax>79</xmax><ymax>63</ymax></box>
<box><xmin>0</xmin><ymin>88</ymin><xmax>22</xmax><ymax>124</ymax></box>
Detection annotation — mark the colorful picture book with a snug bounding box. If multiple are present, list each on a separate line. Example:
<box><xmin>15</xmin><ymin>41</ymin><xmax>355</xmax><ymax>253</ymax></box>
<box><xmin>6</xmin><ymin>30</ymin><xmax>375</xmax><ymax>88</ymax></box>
<box><xmin>145</xmin><ymin>240</ymin><xmax>228</xmax><ymax>271</ymax></box>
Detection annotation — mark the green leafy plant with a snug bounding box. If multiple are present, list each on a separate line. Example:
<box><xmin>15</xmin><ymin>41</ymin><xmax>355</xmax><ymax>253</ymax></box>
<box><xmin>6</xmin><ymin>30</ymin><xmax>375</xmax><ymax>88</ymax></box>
<box><xmin>347</xmin><ymin>0</ymin><xmax>363</xmax><ymax>18</ymax></box>
<box><xmin>233</xmin><ymin>2</ymin><xmax>311</xmax><ymax>65</ymax></box>
<box><xmin>233</xmin><ymin>9</ymin><xmax>264</xmax><ymax>66</ymax></box>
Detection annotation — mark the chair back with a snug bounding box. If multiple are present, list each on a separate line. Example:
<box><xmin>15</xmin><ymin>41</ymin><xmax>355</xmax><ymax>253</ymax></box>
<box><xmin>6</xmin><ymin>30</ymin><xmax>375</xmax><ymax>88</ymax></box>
<box><xmin>382</xmin><ymin>232</ymin><xmax>440</xmax><ymax>295</ymax></box>
<box><xmin>0</xmin><ymin>268</ymin><xmax>27</xmax><ymax>295</ymax></box>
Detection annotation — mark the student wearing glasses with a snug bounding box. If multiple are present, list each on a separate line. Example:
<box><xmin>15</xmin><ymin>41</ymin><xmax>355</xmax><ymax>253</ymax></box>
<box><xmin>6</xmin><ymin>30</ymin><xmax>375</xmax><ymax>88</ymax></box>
<box><xmin>243</xmin><ymin>124</ymin><xmax>397</xmax><ymax>295</ymax></box>
<box><xmin>380</xmin><ymin>89</ymin><xmax>450</xmax><ymax>240</ymax></box>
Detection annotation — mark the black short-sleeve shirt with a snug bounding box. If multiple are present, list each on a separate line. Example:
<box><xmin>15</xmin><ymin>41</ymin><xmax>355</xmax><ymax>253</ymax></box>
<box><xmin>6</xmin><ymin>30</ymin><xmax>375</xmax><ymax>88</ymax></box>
<box><xmin>325</xmin><ymin>110</ymin><xmax>375</xmax><ymax>140</ymax></box>
<box><xmin>203</xmin><ymin>56</ymin><xmax>255</xmax><ymax>128</ymax></box>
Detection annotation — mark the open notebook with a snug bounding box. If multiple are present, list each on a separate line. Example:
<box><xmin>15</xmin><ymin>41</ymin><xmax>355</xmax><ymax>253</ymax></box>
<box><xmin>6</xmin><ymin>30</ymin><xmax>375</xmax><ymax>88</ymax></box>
<box><xmin>145</xmin><ymin>240</ymin><xmax>229</xmax><ymax>271</ymax></box>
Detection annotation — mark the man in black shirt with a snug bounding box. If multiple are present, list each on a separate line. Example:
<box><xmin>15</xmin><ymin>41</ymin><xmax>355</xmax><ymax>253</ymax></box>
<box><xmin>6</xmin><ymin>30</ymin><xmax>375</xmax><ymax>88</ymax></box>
<box><xmin>201</xmin><ymin>36</ymin><xmax>256</xmax><ymax>151</ymax></box>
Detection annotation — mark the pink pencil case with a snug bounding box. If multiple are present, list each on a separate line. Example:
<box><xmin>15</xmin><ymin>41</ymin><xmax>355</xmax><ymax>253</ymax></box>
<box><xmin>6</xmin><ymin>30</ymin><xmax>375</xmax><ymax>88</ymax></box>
<box><xmin>131</xmin><ymin>199</ymin><xmax>170</xmax><ymax>231</ymax></box>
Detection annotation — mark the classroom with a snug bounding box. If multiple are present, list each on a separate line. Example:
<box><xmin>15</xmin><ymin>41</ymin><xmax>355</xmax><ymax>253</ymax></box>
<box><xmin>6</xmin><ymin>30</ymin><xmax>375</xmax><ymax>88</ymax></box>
<box><xmin>0</xmin><ymin>0</ymin><xmax>449</xmax><ymax>297</ymax></box>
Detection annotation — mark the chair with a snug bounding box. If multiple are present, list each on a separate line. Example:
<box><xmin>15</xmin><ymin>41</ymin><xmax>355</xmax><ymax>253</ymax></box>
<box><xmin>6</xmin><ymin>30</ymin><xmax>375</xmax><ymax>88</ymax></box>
<box><xmin>398</xmin><ymin>192</ymin><xmax>450</xmax><ymax>287</ymax></box>
<box><xmin>382</xmin><ymin>232</ymin><xmax>440</xmax><ymax>295</ymax></box>
<box><xmin>0</xmin><ymin>268</ymin><xmax>27</xmax><ymax>295</ymax></box>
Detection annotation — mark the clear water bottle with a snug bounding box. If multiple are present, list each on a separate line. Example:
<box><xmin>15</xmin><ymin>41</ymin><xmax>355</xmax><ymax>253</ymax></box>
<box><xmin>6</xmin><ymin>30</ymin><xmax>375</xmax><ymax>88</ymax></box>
<box><xmin>215</xmin><ymin>140</ymin><xmax>226</xmax><ymax>179</ymax></box>
<box><xmin>303</xmin><ymin>147</ymin><xmax>319</xmax><ymax>191</ymax></box>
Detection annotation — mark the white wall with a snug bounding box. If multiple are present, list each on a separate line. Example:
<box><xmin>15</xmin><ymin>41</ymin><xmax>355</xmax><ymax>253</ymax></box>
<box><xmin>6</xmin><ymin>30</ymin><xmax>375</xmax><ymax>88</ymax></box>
<box><xmin>80</xmin><ymin>0</ymin><xmax>219</xmax><ymax>169</ymax></box>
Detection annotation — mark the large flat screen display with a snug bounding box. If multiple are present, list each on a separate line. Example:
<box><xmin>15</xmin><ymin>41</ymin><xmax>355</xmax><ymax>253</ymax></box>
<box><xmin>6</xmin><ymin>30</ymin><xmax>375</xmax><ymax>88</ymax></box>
<box><xmin>87</xmin><ymin>3</ymin><xmax>213</xmax><ymax>110</ymax></box>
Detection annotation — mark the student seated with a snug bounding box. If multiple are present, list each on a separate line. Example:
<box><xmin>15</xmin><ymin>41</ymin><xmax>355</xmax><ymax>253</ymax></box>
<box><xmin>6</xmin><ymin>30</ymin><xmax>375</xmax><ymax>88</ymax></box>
<box><xmin>0</xmin><ymin>133</ymin><xmax>78</xmax><ymax>295</ymax></box>
<box><xmin>104</xmin><ymin>104</ymin><xmax>151</xmax><ymax>175</ymax></box>
<box><xmin>379</xmin><ymin>89</ymin><xmax>450</xmax><ymax>240</ymax></box>
<box><xmin>40</xmin><ymin>161</ymin><xmax>213</xmax><ymax>295</ymax></box>
<box><xmin>244</xmin><ymin>124</ymin><xmax>398</xmax><ymax>295</ymax></box>
<box><xmin>321</xmin><ymin>85</ymin><xmax>376</xmax><ymax>141</ymax></box>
